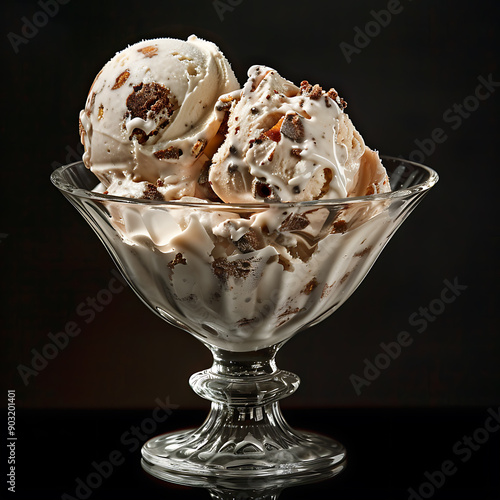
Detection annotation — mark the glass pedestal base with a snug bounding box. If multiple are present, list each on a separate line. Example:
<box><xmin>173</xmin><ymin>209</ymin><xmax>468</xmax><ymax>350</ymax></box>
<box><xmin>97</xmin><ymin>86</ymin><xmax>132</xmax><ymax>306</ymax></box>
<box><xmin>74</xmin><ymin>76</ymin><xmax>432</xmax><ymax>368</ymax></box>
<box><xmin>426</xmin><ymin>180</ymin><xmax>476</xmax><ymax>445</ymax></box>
<box><xmin>142</xmin><ymin>402</ymin><xmax>345</xmax><ymax>482</ymax></box>
<box><xmin>142</xmin><ymin>347</ymin><xmax>346</xmax><ymax>485</ymax></box>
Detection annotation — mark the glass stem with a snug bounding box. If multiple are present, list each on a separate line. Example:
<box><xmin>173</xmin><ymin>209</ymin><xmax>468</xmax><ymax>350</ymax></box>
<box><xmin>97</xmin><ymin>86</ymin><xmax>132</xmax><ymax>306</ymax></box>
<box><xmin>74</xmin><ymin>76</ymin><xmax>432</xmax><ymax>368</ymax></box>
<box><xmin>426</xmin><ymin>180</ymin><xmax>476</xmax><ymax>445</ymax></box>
<box><xmin>190</xmin><ymin>344</ymin><xmax>300</xmax><ymax>408</ymax></box>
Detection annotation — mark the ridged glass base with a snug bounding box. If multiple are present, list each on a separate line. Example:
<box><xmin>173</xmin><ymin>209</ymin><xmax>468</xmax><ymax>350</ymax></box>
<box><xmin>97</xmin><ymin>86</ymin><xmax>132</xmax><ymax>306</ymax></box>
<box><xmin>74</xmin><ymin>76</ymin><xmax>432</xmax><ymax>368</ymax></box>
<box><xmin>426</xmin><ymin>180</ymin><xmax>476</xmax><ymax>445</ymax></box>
<box><xmin>142</xmin><ymin>403</ymin><xmax>345</xmax><ymax>477</ymax></box>
<box><xmin>142</xmin><ymin>402</ymin><xmax>345</xmax><ymax>484</ymax></box>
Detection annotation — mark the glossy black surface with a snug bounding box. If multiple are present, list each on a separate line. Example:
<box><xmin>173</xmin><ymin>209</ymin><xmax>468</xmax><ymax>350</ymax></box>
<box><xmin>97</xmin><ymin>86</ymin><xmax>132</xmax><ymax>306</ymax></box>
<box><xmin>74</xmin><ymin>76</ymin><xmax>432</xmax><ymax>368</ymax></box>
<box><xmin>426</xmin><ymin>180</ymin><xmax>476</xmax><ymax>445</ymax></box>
<box><xmin>14</xmin><ymin>407</ymin><xmax>500</xmax><ymax>499</ymax></box>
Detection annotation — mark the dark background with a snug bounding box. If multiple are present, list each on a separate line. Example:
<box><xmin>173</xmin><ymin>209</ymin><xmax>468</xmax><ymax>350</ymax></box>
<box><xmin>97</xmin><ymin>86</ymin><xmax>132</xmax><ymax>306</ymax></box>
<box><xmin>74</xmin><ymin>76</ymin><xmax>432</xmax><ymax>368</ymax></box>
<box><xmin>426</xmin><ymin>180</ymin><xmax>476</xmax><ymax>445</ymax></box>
<box><xmin>2</xmin><ymin>1</ymin><xmax>500</xmax><ymax>498</ymax></box>
<box><xmin>2</xmin><ymin>0</ymin><xmax>499</xmax><ymax>412</ymax></box>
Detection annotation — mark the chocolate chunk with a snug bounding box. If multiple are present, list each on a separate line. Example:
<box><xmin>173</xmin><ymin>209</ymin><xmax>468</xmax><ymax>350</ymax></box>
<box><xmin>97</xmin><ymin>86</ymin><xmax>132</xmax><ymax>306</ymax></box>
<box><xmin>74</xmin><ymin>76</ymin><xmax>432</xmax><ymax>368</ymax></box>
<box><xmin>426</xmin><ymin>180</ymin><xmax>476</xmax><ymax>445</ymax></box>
<box><xmin>326</xmin><ymin>88</ymin><xmax>338</xmax><ymax>101</ymax></box>
<box><xmin>168</xmin><ymin>252</ymin><xmax>187</xmax><ymax>270</ymax></box>
<box><xmin>197</xmin><ymin>161</ymin><xmax>221</xmax><ymax>201</ymax></box>
<box><xmin>127</xmin><ymin>82</ymin><xmax>174</xmax><ymax>121</ymax></box>
<box><xmin>154</xmin><ymin>147</ymin><xmax>183</xmax><ymax>160</ymax></box>
<box><xmin>198</xmin><ymin>161</ymin><xmax>210</xmax><ymax>185</ymax></box>
<box><xmin>112</xmin><ymin>70</ymin><xmax>130</xmax><ymax>90</ymax></box>
<box><xmin>212</xmin><ymin>257</ymin><xmax>253</xmax><ymax>282</ymax></box>
<box><xmin>229</xmin><ymin>145</ymin><xmax>238</xmax><ymax>155</ymax></box>
<box><xmin>252</xmin><ymin>179</ymin><xmax>278</xmax><ymax>201</ymax></box>
<box><xmin>279</xmin><ymin>213</ymin><xmax>309</xmax><ymax>231</ymax></box>
<box><xmin>130</xmin><ymin>129</ymin><xmax>148</xmax><ymax>145</ymax></box>
<box><xmin>291</xmin><ymin>148</ymin><xmax>302</xmax><ymax>157</ymax></box>
<box><xmin>299</xmin><ymin>82</ymin><xmax>348</xmax><ymax>110</ymax></box>
<box><xmin>141</xmin><ymin>183</ymin><xmax>164</xmax><ymax>201</ymax></box>
<box><xmin>326</xmin><ymin>88</ymin><xmax>347</xmax><ymax>110</ymax></box>
<box><xmin>234</xmin><ymin>228</ymin><xmax>264</xmax><ymax>253</ymax></box>
<box><xmin>332</xmin><ymin>219</ymin><xmax>348</xmax><ymax>234</ymax></box>
<box><xmin>300</xmin><ymin>81</ymin><xmax>312</xmax><ymax>95</ymax></box>
<box><xmin>309</xmin><ymin>84</ymin><xmax>323</xmax><ymax>99</ymax></box>
<box><xmin>126</xmin><ymin>82</ymin><xmax>176</xmax><ymax>144</ymax></box>
<box><xmin>299</xmin><ymin>81</ymin><xmax>322</xmax><ymax>99</ymax></box>
<box><xmin>281</xmin><ymin>113</ymin><xmax>304</xmax><ymax>143</ymax></box>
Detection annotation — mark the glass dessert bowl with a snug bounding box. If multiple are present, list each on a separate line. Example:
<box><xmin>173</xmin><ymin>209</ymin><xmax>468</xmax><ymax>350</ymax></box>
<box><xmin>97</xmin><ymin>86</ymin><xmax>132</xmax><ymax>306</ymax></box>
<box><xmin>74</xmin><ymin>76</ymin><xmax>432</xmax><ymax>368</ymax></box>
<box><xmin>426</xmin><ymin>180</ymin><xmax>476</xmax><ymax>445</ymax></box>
<box><xmin>51</xmin><ymin>157</ymin><xmax>437</xmax><ymax>483</ymax></box>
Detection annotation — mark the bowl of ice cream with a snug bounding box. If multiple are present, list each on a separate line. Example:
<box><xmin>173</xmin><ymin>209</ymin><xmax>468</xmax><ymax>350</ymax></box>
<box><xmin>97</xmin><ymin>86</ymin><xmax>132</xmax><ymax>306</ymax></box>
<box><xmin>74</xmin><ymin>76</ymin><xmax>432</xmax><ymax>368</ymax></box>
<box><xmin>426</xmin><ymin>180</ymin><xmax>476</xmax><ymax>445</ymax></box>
<box><xmin>53</xmin><ymin>156</ymin><xmax>435</xmax><ymax>354</ymax></box>
<box><xmin>51</xmin><ymin>35</ymin><xmax>438</xmax><ymax>483</ymax></box>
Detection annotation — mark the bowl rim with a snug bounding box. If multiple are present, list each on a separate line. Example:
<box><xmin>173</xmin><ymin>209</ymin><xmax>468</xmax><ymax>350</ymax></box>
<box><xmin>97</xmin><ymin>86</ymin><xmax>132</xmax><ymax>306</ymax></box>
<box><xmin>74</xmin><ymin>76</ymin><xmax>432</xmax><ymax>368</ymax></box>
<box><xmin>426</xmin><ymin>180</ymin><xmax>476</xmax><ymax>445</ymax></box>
<box><xmin>50</xmin><ymin>155</ymin><xmax>439</xmax><ymax>209</ymax></box>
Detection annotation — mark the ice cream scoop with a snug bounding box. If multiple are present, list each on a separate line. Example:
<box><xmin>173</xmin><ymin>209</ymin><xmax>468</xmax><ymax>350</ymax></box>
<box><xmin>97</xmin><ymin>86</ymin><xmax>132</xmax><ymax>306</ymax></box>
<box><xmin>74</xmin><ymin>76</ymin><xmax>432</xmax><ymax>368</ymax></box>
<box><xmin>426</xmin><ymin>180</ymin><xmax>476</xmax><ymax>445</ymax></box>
<box><xmin>79</xmin><ymin>35</ymin><xmax>239</xmax><ymax>200</ymax></box>
<box><xmin>209</xmin><ymin>66</ymin><xmax>389</xmax><ymax>203</ymax></box>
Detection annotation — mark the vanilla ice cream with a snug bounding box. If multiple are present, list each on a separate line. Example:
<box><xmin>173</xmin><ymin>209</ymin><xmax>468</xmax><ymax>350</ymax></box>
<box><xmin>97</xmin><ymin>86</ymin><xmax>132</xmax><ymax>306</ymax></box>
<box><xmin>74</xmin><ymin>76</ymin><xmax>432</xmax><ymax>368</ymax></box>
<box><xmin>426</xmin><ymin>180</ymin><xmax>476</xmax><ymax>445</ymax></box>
<box><xmin>210</xmin><ymin>66</ymin><xmax>389</xmax><ymax>203</ymax></box>
<box><xmin>100</xmin><ymin>197</ymin><xmax>394</xmax><ymax>351</ymax></box>
<box><xmin>79</xmin><ymin>35</ymin><xmax>239</xmax><ymax>200</ymax></box>
<box><xmin>77</xmin><ymin>36</ymin><xmax>396</xmax><ymax>351</ymax></box>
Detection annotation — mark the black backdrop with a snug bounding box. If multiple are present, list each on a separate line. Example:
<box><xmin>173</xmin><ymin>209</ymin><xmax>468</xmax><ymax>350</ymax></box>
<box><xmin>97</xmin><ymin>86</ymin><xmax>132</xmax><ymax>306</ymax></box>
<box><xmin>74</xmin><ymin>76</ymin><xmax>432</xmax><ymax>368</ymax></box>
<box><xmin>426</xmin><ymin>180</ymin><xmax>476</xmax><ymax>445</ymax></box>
<box><xmin>2</xmin><ymin>0</ymin><xmax>499</xmax><ymax>411</ymax></box>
